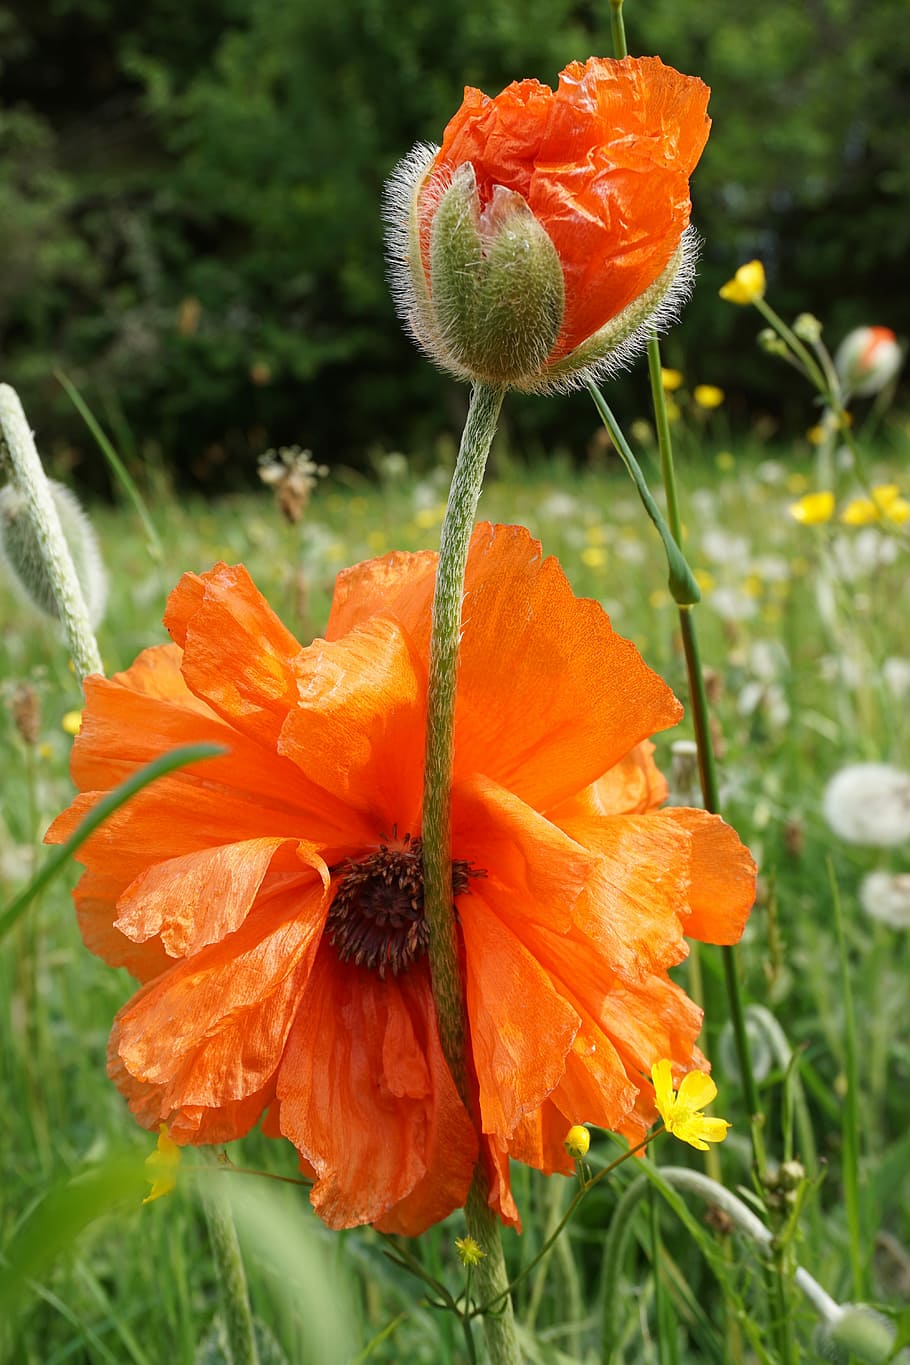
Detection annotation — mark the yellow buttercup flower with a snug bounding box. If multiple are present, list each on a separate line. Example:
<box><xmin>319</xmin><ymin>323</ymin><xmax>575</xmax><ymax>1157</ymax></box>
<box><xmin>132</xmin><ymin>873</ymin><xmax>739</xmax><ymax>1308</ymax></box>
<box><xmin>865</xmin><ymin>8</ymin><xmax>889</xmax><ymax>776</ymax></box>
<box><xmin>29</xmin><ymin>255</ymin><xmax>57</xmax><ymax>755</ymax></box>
<box><xmin>693</xmin><ymin>384</ymin><xmax>724</xmax><ymax>409</ymax></box>
<box><xmin>719</xmin><ymin>260</ymin><xmax>766</xmax><ymax>305</ymax></box>
<box><xmin>143</xmin><ymin>1124</ymin><xmax>181</xmax><ymax>1205</ymax></box>
<box><xmin>61</xmin><ymin>710</ymin><xmax>83</xmax><ymax>736</ymax></box>
<box><xmin>455</xmin><ymin>1236</ymin><xmax>486</xmax><ymax>1267</ymax></box>
<box><xmin>651</xmin><ymin>1060</ymin><xmax>731</xmax><ymax>1151</ymax></box>
<box><xmin>661</xmin><ymin>367</ymin><xmax>684</xmax><ymax>392</ymax></box>
<box><xmin>841</xmin><ymin>484</ymin><xmax>910</xmax><ymax>526</ymax></box>
<box><xmin>788</xmin><ymin>491</ymin><xmax>835</xmax><ymax>525</ymax></box>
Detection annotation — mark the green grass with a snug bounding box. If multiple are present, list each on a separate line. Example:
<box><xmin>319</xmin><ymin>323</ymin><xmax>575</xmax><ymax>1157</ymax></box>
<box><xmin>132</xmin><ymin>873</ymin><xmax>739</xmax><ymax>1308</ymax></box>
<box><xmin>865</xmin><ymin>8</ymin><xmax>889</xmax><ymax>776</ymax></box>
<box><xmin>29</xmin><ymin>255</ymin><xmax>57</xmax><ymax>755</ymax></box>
<box><xmin>2</xmin><ymin>435</ymin><xmax>910</xmax><ymax>1363</ymax></box>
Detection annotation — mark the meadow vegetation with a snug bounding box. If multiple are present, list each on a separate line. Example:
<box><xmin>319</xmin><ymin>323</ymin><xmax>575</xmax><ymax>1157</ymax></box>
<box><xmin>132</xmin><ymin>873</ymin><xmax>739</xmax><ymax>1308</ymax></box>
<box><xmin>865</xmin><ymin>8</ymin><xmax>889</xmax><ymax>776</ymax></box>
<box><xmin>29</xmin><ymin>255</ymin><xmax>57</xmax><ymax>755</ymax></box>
<box><xmin>2</xmin><ymin>417</ymin><xmax>910</xmax><ymax>1361</ymax></box>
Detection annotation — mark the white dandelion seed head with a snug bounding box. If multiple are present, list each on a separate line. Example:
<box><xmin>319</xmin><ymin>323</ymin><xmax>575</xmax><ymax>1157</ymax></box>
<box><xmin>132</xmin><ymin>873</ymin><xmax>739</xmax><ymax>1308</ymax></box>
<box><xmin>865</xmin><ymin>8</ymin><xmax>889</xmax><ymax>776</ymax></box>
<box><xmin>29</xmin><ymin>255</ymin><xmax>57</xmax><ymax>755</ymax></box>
<box><xmin>859</xmin><ymin>872</ymin><xmax>910</xmax><ymax>929</ymax></box>
<box><xmin>823</xmin><ymin>763</ymin><xmax>910</xmax><ymax>847</ymax></box>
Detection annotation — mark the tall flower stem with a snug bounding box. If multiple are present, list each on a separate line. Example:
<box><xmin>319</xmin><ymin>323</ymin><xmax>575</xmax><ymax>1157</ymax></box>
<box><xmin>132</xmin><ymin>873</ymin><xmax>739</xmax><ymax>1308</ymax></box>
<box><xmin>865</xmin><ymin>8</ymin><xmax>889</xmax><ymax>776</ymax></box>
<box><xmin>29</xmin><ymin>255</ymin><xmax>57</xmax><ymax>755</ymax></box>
<box><xmin>422</xmin><ymin>379</ymin><xmax>504</xmax><ymax>1096</ymax></box>
<box><xmin>0</xmin><ymin>384</ymin><xmax>103</xmax><ymax>683</ymax></box>
<box><xmin>644</xmin><ymin>339</ymin><xmax>766</xmax><ymax>1174</ymax></box>
<box><xmin>421</xmin><ymin>380</ymin><xmax>518</xmax><ymax>1363</ymax></box>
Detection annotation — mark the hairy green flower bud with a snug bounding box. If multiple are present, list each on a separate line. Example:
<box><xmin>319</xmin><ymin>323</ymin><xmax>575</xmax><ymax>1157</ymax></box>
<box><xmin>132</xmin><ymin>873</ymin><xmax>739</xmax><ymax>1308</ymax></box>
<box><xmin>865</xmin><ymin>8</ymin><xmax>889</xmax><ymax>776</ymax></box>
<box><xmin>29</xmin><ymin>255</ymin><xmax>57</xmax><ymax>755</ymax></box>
<box><xmin>0</xmin><ymin>479</ymin><xmax>108</xmax><ymax>628</ymax></box>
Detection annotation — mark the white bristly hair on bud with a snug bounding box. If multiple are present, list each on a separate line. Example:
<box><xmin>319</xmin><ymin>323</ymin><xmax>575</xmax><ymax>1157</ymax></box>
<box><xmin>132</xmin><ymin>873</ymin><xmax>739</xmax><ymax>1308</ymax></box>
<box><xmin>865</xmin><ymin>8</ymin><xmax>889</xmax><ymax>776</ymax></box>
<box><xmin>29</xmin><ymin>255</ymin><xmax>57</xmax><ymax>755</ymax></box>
<box><xmin>0</xmin><ymin>478</ymin><xmax>108</xmax><ymax>629</ymax></box>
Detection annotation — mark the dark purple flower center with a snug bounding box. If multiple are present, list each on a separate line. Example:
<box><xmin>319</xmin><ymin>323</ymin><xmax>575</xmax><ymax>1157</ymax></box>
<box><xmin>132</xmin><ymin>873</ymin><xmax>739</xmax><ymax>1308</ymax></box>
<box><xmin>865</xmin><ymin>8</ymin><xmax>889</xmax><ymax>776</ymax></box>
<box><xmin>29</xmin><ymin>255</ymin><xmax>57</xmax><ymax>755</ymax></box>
<box><xmin>327</xmin><ymin>833</ymin><xmax>480</xmax><ymax>977</ymax></box>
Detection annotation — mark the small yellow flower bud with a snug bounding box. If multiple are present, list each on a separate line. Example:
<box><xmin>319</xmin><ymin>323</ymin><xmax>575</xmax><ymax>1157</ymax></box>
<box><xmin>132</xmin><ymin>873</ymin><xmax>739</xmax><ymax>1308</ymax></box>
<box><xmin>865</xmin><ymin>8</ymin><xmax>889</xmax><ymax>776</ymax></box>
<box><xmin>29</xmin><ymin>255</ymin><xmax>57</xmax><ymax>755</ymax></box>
<box><xmin>792</xmin><ymin>312</ymin><xmax>823</xmax><ymax>344</ymax></box>
<box><xmin>719</xmin><ymin>259</ymin><xmax>766</xmax><ymax>305</ymax></box>
<box><xmin>61</xmin><ymin>709</ymin><xmax>83</xmax><ymax>736</ymax></box>
<box><xmin>661</xmin><ymin>367</ymin><xmax>684</xmax><ymax>392</ymax></box>
<box><xmin>564</xmin><ymin>1124</ymin><xmax>591</xmax><ymax>1160</ymax></box>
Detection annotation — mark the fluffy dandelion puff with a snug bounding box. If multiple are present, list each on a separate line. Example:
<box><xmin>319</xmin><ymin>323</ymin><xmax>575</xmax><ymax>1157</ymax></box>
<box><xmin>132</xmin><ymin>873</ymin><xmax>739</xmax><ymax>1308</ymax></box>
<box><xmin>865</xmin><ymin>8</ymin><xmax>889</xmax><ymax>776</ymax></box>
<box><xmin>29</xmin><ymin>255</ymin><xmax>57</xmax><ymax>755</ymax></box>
<box><xmin>823</xmin><ymin>763</ymin><xmax>910</xmax><ymax>847</ymax></box>
<box><xmin>859</xmin><ymin>872</ymin><xmax>910</xmax><ymax>930</ymax></box>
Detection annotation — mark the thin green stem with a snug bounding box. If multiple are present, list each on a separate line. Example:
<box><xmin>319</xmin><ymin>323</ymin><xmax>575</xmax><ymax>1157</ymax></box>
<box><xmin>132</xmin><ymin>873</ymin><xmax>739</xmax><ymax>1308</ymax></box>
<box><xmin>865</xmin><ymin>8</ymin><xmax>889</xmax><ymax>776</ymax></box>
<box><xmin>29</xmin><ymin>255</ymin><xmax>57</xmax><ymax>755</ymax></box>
<box><xmin>55</xmin><ymin>369</ymin><xmax>163</xmax><ymax>560</ymax></box>
<box><xmin>828</xmin><ymin>860</ymin><xmax>866</xmax><ymax>1299</ymax></box>
<box><xmin>609</xmin><ymin>0</ymin><xmax>628</xmax><ymax>59</ymax></box>
<box><xmin>753</xmin><ymin>298</ymin><xmax>829</xmax><ymax>397</ymax></box>
<box><xmin>643</xmin><ymin>338</ymin><xmax>766</xmax><ymax>1175</ymax></box>
<box><xmin>0</xmin><ymin>383</ymin><xmax>103</xmax><ymax>682</ymax></box>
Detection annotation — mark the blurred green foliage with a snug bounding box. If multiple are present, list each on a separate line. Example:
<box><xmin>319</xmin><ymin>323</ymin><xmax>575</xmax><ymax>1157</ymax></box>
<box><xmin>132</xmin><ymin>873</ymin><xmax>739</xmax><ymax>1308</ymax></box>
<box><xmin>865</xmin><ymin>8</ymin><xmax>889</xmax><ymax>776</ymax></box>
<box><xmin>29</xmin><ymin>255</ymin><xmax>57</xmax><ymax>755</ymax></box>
<box><xmin>0</xmin><ymin>0</ymin><xmax>907</xmax><ymax>485</ymax></box>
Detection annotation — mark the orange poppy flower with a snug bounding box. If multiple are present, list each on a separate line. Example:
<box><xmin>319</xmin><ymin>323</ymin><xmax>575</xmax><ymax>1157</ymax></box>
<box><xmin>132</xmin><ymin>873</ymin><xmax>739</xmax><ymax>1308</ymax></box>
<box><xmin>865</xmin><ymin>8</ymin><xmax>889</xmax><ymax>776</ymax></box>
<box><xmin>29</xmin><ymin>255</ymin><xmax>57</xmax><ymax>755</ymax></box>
<box><xmin>387</xmin><ymin>58</ymin><xmax>711</xmax><ymax>389</ymax></box>
<box><xmin>47</xmin><ymin>524</ymin><xmax>755</xmax><ymax>1234</ymax></box>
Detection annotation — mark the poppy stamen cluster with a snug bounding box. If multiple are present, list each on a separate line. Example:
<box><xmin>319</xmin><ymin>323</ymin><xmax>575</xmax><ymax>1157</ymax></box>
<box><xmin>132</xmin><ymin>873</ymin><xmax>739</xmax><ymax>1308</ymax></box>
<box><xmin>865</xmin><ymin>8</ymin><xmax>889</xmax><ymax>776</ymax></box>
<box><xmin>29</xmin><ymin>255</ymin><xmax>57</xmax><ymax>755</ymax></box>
<box><xmin>327</xmin><ymin>835</ymin><xmax>479</xmax><ymax>978</ymax></box>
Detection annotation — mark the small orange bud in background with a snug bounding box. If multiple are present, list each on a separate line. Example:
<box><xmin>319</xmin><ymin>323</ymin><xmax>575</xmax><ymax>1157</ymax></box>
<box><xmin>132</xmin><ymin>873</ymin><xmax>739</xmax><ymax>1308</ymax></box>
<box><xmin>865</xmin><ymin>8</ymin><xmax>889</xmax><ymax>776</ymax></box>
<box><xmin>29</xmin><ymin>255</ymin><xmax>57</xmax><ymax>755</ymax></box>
<box><xmin>834</xmin><ymin>326</ymin><xmax>902</xmax><ymax>398</ymax></box>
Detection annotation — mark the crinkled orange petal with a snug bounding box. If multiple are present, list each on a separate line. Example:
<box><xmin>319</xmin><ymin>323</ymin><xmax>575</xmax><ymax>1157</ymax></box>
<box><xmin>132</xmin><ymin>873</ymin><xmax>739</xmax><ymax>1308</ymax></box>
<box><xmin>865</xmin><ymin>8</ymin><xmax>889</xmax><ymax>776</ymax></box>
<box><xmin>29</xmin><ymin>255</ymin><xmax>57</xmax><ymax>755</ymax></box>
<box><xmin>327</xmin><ymin>548</ymin><xmax>438</xmax><ymax>642</ymax></box>
<box><xmin>278</xmin><ymin>617</ymin><xmax>426</xmax><ymax>835</ymax></box>
<box><xmin>75</xmin><ymin>869</ymin><xmax>173</xmax><ymax>982</ymax></box>
<box><xmin>662</xmin><ymin>808</ymin><xmax>756</xmax><ymax>944</ymax></box>
<box><xmin>460</xmin><ymin>885</ymin><xmax>580</xmax><ymax>1138</ymax></box>
<box><xmin>551</xmin><ymin>812</ymin><xmax>692</xmax><ymax>977</ymax></box>
<box><xmin>549</xmin><ymin>740</ymin><xmax>668</xmax><ymax>821</ymax></box>
<box><xmin>480</xmin><ymin>1133</ymin><xmax>522</xmax><ymax>1232</ymax></box>
<box><xmin>114</xmin><ymin>838</ymin><xmax>329</xmax><ymax>958</ymax></box>
<box><xmin>508</xmin><ymin>1101</ymin><xmax>577</xmax><ymax>1177</ymax></box>
<box><xmin>164</xmin><ymin>563</ymin><xmax>304</xmax><ymax>750</ymax></box>
<box><xmin>277</xmin><ymin>950</ymin><xmax>476</xmax><ymax>1232</ymax></box>
<box><xmin>597</xmin><ymin>973</ymin><xmax>703</xmax><ymax>1084</ymax></box>
<box><xmin>434</xmin><ymin>57</ymin><xmax>710</xmax><ymax>352</ymax></box>
<box><xmin>109</xmin><ymin>1025</ymin><xmax>276</xmax><ymax>1144</ymax></box>
<box><xmin>113</xmin><ymin>883</ymin><xmax>326</xmax><ymax>1113</ymax></box>
<box><xmin>325</xmin><ymin>524</ymin><xmax>682</xmax><ymax>812</ymax></box>
<box><xmin>451</xmin><ymin>773</ymin><xmax>598</xmax><ymax>934</ymax></box>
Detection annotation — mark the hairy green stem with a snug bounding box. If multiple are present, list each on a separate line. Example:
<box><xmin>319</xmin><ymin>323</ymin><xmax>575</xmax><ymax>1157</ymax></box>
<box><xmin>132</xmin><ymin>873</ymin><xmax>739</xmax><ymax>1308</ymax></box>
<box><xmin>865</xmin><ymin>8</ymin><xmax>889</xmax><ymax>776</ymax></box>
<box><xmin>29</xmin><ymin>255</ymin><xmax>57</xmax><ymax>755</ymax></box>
<box><xmin>422</xmin><ymin>380</ymin><xmax>504</xmax><ymax>1096</ymax></box>
<box><xmin>829</xmin><ymin>862</ymin><xmax>866</xmax><ymax>1298</ymax></box>
<box><xmin>464</xmin><ymin>1168</ymin><xmax>521</xmax><ymax>1365</ymax></box>
<box><xmin>421</xmin><ymin>381</ymin><xmax>515</xmax><ymax>1361</ymax></box>
<box><xmin>0</xmin><ymin>384</ymin><xmax>103</xmax><ymax>682</ymax></box>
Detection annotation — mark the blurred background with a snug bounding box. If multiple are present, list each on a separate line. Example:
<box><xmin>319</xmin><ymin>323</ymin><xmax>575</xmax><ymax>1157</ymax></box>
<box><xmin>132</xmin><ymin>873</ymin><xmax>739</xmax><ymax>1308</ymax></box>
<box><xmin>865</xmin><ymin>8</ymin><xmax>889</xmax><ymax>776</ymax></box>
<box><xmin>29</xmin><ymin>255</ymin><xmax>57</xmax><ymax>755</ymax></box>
<box><xmin>1</xmin><ymin>0</ymin><xmax>908</xmax><ymax>490</ymax></box>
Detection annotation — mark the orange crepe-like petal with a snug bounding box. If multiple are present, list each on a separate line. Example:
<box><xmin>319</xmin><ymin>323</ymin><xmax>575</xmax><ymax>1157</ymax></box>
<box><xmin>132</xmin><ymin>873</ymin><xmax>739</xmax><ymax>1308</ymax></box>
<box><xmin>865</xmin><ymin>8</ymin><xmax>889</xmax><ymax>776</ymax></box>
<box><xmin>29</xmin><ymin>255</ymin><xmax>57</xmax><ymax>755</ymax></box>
<box><xmin>460</xmin><ymin>886</ymin><xmax>581</xmax><ymax>1137</ymax></box>
<box><xmin>277</xmin><ymin>949</ymin><xmax>476</xmax><ymax>1231</ymax></box>
<box><xmin>164</xmin><ymin>563</ymin><xmax>304</xmax><ymax>749</ymax></box>
<box><xmin>114</xmin><ymin>838</ymin><xmax>329</xmax><ymax>958</ymax></box>
<box><xmin>432</xmin><ymin>57</ymin><xmax>710</xmax><ymax>353</ymax></box>
<box><xmin>113</xmin><ymin>883</ymin><xmax>326</xmax><ymax>1113</ymax></box>
<box><xmin>662</xmin><ymin>808</ymin><xmax>757</xmax><ymax>944</ymax></box>
<box><xmin>278</xmin><ymin>617</ymin><xmax>426</xmax><ymax>835</ymax></box>
<box><xmin>326</xmin><ymin>524</ymin><xmax>682</xmax><ymax>812</ymax></box>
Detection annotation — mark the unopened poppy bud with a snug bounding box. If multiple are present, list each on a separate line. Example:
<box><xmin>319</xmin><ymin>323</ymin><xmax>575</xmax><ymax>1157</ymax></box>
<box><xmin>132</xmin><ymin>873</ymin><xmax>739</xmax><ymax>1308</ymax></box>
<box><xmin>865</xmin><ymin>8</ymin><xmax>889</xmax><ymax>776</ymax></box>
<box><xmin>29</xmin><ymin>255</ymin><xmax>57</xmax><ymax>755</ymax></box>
<box><xmin>428</xmin><ymin>166</ymin><xmax>565</xmax><ymax>385</ymax></box>
<box><xmin>834</xmin><ymin>326</ymin><xmax>902</xmax><ymax>397</ymax></box>
<box><xmin>386</xmin><ymin>56</ymin><xmax>710</xmax><ymax>393</ymax></box>
<box><xmin>793</xmin><ymin>312</ymin><xmax>823</xmax><ymax>344</ymax></box>
<box><xmin>0</xmin><ymin>478</ymin><xmax>108</xmax><ymax>628</ymax></box>
<box><xmin>564</xmin><ymin>1124</ymin><xmax>591</xmax><ymax>1160</ymax></box>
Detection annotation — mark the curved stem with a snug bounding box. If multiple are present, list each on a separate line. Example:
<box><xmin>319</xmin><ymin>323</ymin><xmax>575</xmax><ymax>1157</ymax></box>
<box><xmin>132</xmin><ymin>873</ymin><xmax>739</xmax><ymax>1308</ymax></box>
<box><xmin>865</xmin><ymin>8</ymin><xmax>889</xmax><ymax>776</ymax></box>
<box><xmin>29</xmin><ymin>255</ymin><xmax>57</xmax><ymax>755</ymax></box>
<box><xmin>0</xmin><ymin>384</ymin><xmax>103</xmax><ymax>683</ymax></box>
